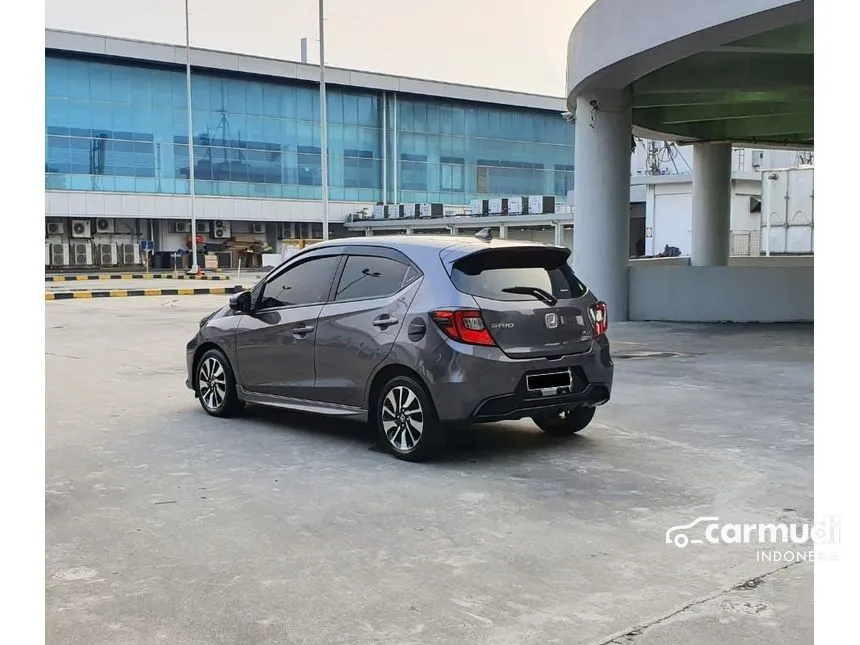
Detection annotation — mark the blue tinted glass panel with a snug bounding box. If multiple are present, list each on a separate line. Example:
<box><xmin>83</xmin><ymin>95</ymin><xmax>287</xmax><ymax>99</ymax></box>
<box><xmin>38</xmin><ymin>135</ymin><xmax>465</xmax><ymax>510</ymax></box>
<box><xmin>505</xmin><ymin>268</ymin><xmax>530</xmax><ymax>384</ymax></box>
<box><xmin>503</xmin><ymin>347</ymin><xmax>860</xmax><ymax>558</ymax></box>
<box><xmin>44</xmin><ymin>54</ymin><xmax>574</xmax><ymax>203</ymax></box>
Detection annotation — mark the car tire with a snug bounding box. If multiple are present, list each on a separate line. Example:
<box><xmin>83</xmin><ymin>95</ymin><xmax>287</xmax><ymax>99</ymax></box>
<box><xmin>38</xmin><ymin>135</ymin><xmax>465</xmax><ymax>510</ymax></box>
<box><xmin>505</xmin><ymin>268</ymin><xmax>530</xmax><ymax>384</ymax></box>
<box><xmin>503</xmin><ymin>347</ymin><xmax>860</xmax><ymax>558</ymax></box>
<box><xmin>532</xmin><ymin>406</ymin><xmax>596</xmax><ymax>436</ymax></box>
<box><xmin>195</xmin><ymin>348</ymin><xmax>242</xmax><ymax>418</ymax></box>
<box><xmin>375</xmin><ymin>375</ymin><xmax>447</xmax><ymax>462</ymax></box>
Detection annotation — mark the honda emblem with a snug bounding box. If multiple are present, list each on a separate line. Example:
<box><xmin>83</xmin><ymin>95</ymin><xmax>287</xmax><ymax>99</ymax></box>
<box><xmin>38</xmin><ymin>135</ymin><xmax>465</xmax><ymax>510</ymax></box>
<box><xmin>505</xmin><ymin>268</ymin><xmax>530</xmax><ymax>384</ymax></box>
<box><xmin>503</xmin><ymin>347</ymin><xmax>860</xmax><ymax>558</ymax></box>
<box><xmin>545</xmin><ymin>312</ymin><xmax>558</xmax><ymax>329</ymax></box>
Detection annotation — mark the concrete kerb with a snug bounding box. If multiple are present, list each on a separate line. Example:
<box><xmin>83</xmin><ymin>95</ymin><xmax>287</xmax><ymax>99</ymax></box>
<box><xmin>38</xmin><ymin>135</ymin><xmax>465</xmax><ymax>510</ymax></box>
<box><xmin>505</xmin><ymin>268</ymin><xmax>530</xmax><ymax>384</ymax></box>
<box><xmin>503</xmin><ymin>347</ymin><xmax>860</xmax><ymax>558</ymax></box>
<box><xmin>45</xmin><ymin>273</ymin><xmax>231</xmax><ymax>282</ymax></box>
<box><xmin>45</xmin><ymin>285</ymin><xmax>247</xmax><ymax>300</ymax></box>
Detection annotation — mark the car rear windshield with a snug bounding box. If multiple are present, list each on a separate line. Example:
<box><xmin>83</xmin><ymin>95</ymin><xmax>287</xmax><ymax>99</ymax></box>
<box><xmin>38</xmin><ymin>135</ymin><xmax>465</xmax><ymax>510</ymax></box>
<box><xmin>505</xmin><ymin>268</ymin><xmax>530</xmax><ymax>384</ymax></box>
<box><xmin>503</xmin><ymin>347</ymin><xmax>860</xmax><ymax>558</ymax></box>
<box><xmin>450</xmin><ymin>248</ymin><xmax>588</xmax><ymax>301</ymax></box>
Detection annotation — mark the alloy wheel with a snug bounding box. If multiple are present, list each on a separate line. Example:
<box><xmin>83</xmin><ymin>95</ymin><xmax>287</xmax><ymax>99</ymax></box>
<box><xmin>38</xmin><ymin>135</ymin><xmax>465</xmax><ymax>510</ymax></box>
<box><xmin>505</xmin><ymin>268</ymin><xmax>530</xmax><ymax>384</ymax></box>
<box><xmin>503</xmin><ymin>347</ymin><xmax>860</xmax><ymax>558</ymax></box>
<box><xmin>381</xmin><ymin>385</ymin><xmax>424</xmax><ymax>452</ymax></box>
<box><xmin>198</xmin><ymin>356</ymin><xmax>227</xmax><ymax>411</ymax></box>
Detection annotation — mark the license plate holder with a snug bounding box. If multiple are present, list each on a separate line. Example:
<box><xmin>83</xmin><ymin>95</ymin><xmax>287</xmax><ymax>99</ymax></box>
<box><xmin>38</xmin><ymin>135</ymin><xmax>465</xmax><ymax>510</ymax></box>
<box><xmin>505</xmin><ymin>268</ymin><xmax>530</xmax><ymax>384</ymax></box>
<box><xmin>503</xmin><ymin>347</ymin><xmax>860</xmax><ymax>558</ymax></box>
<box><xmin>526</xmin><ymin>369</ymin><xmax>572</xmax><ymax>395</ymax></box>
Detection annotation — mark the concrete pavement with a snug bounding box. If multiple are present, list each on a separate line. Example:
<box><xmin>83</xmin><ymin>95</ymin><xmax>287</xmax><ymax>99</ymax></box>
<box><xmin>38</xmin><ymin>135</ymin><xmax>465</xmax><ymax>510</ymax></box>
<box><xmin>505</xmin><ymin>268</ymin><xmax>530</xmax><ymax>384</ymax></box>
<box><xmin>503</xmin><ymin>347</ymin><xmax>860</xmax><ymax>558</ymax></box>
<box><xmin>45</xmin><ymin>297</ymin><xmax>814</xmax><ymax>644</ymax></box>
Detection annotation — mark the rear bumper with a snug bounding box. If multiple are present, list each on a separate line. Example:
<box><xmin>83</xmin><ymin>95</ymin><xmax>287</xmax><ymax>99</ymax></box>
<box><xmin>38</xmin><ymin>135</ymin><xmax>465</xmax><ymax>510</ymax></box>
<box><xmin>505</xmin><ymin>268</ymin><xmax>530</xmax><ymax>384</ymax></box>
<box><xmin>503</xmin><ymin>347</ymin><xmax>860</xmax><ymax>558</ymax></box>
<box><xmin>470</xmin><ymin>382</ymin><xmax>611</xmax><ymax>422</ymax></box>
<box><xmin>424</xmin><ymin>334</ymin><xmax>614</xmax><ymax>422</ymax></box>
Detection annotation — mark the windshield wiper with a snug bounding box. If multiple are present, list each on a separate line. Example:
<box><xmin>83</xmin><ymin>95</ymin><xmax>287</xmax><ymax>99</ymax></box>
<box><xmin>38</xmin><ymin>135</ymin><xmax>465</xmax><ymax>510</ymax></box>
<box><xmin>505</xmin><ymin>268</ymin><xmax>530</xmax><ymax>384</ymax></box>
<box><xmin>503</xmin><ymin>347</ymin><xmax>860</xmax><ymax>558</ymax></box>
<box><xmin>501</xmin><ymin>286</ymin><xmax>558</xmax><ymax>306</ymax></box>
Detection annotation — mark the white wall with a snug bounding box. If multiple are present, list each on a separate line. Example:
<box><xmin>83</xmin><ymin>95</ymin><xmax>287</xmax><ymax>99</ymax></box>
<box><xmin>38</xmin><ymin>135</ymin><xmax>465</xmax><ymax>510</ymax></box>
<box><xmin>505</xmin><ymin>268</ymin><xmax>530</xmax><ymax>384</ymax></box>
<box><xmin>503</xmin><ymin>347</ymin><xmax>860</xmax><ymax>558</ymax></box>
<box><xmin>643</xmin><ymin>177</ymin><xmax>765</xmax><ymax>257</ymax></box>
<box><xmin>629</xmin><ymin>264</ymin><xmax>814</xmax><ymax>322</ymax></box>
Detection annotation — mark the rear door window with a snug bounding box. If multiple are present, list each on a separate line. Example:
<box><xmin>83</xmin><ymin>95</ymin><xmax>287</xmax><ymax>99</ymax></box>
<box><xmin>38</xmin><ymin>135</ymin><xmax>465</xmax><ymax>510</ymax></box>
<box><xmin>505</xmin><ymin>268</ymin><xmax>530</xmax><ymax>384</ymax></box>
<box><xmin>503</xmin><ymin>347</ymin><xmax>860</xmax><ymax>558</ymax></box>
<box><xmin>334</xmin><ymin>255</ymin><xmax>414</xmax><ymax>302</ymax></box>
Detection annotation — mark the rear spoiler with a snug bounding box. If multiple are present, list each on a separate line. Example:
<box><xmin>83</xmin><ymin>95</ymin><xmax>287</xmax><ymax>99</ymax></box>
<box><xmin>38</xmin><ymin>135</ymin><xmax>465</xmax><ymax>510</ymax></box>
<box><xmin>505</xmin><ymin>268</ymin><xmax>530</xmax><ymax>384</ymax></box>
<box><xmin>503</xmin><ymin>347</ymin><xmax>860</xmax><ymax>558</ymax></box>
<box><xmin>441</xmin><ymin>245</ymin><xmax>571</xmax><ymax>276</ymax></box>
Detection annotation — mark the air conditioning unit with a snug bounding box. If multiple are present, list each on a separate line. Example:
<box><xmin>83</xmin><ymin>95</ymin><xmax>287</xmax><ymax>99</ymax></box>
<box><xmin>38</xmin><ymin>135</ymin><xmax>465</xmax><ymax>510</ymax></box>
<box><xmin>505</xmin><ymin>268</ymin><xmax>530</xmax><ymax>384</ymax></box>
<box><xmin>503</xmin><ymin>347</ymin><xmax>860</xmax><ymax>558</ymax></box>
<box><xmin>213</xmin><ymin>220</ymin><xmax>231</xmax><ymax>239</ymax></box>
<box><xmin>508</xmin><ymin>196</ymin><xmax>527</xmax><ymax>215</ymax></box>
<box><xmin>488</xmin><ymin>198</ymin><xmax>508</xmax><ymax>215</ymax></box>
<box><xmin>469</xmin><ymin>199</ymin><xmax>489</xmax><ymax>216</ymax></box>
<box><xmin>372</xmin><ymin>205</ymin><xmax>385</xmax><ymax>219</ymax></box>
<box><xmin>71</xmin><ymin>241</ymin><xmax>93</xmax><ymax>266</ymax></box>
<box><xmin>46</xmin><ymin>221</ymin><xmax>65</xmax><ymax>236</ymax></box>
<box><xmin>401</xmin><ymin>204</ymin><xmax>419</xmax><ymax>219</ymax></box>
<box><xmin>250</xmin><ymin>223</ymin><xmax>266</xmax><ymax>235</ymax></box>
<box><xmin>97</xmin><ymin>243</ymin><xmax>118</xmax><ymax>266</ymax></box>
<box><xmin>174</xmin><ymin>221</ymin><xmax>191</xmax><ymax>234</ymax></box>
<box><xmin>196</xmin><ymin>221</ymin><xmax>210</xmax><ymax>234</ymax></box>
<box><xmin>385</xmin><ymin>204</ymin><xmax>401</xmax><ymax>219</ymax></box>
<box><xmin>95</xmin><ymin>218</ymin><xmax>114</xmax><ymax>234</ymax></box>
<box><xmin>71</xmin><ymin>219</ymin><xmax>92</xmax><ymax>239</ymax></box>
<box><xmin>45</xmin><ymin>242</ymin><xmax>69</xmax><ymax>266</ymax></box>
<box><xmin>118</xmin><ymin>243</ymin><xmax>140</xmax><ymax>266</ymax></box>
<box><xmin>528</xmin><ymin>195</ymin><xmax>556</xmax><ymax>215</ymax></box>
<box><xmin>419</xmin><ymin>203</ymin><xmax>444</xmax><ymax>219</ymax></box>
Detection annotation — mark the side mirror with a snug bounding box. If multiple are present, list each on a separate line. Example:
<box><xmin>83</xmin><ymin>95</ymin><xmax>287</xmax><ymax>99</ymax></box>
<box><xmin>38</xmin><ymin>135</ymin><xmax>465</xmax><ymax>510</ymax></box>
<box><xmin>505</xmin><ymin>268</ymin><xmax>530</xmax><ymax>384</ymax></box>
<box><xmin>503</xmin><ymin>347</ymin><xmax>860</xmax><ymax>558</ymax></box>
<box><xmin>229</xmin><ymin>290</ymin><xmax>251</xmax><ymax>313</ymax></box>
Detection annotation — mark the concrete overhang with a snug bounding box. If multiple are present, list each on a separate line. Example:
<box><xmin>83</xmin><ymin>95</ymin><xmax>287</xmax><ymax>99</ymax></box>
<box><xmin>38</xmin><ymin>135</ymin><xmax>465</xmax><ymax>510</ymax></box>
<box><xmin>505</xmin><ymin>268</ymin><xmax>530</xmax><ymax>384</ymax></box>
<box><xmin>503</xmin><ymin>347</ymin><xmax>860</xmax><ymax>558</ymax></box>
<box><xmin>566</xmin><ymin>0</ymin><xmax>813</xmax><ymax>147</ymax></box>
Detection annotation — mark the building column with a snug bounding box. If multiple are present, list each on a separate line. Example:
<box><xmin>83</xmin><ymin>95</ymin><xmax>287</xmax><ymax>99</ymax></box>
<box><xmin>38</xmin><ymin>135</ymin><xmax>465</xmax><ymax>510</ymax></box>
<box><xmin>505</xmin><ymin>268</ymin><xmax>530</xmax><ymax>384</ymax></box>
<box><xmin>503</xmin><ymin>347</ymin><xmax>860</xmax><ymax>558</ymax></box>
<box><xmin>691</xmin><ymin>143</ymin><xmax>732</xmax><ymax>266</ymax></box>
<box><xmin>498</xmin><ymin>224</ymin><xmax>508</xmax><ymax>239</ymax></box>
<box><xmin>365</xmin><ymin>228</ymin><xmax>373</xmax><ymax>237</ymax></box>
<box><xmin>572</xmin><ymin>89</ymin><xmax>632</xmax><ymax>321</ymax></box>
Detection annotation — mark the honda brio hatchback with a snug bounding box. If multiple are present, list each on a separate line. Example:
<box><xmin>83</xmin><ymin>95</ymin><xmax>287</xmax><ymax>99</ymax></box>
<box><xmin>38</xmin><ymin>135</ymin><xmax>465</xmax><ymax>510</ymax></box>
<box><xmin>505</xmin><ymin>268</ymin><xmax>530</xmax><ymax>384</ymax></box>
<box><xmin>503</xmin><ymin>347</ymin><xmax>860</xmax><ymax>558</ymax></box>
<box><xmin>186</xmin><ymin>234</ymin><xmax>613</xmax><ymax>461</ymax></box>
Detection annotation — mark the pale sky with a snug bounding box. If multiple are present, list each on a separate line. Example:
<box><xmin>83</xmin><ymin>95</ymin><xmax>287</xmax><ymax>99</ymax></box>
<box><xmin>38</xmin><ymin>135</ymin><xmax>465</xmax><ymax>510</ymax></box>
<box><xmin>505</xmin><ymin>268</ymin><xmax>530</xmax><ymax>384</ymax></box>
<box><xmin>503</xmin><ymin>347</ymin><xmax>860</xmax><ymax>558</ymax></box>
<box><xmin>46</xmin><ymin>0</ymin><xmax>594</xmax><ymax>96</ymax></box>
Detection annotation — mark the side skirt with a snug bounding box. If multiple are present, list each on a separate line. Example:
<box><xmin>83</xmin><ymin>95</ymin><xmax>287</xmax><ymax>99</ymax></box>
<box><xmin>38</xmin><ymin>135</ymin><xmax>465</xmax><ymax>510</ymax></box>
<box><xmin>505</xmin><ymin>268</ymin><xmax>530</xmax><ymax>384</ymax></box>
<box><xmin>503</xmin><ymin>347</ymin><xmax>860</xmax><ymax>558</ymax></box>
<box><xmin>237</xmin><ymin>386</ymin><xmax>368</xmax><ymax>422</ymax></box>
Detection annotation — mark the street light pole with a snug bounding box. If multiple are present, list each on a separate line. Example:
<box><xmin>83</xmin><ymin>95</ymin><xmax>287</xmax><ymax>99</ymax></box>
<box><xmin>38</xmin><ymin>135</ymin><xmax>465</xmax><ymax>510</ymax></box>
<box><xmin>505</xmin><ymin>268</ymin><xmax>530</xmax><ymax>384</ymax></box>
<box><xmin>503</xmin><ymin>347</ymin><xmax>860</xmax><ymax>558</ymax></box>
<box><xmin>184</xmin><ymin>0</ymin><xmax>199</xmax><ymax>272</ymax></box>
<box><xmin>318</xmin><ymin>0</ymin><xmax>330</xmax><ymax>240</ymax></box>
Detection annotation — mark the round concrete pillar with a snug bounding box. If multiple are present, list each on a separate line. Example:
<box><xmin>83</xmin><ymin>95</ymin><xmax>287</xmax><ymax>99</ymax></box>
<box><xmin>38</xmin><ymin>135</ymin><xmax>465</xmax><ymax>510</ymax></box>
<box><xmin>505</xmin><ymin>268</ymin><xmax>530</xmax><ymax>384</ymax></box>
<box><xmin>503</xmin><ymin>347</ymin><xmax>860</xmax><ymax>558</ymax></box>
<box><xmin>691</xmin><ymin>143</ymin><xmax>732</xmax><ymax>266</ymax></box>
<box><xmin>572</xmin><ymin>89</ymin><xmax>632</xmax><ymax>321</ymax></box>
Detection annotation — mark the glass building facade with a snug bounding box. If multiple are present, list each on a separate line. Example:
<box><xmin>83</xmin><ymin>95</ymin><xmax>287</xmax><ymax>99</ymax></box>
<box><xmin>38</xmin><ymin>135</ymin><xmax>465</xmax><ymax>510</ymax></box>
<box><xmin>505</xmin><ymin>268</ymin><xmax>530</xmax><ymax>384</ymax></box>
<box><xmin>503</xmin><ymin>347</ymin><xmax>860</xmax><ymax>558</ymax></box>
<box><xmin>45</xmin><ymin>54</ymin><xmax>575</xmax><ymax>205</ymax></box>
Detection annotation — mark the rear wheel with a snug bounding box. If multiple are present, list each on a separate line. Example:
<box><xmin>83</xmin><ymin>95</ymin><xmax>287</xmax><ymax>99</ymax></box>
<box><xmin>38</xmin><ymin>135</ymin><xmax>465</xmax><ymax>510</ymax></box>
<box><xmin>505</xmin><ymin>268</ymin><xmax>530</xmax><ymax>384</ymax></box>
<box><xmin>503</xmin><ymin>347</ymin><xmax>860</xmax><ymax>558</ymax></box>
<box><xmin>532</xmin><ymin>406</ymin><xmax>596</xmax><ymax>436</ymax></box>
<box><xmin>195</xmin><ymin>349</ymin><xmax>242</xmax><ymax>418</ymax></box>
<box><xmin>375</xmin><ymin>376</ymin><xmax>447</xmax><ymax>462</ymax></box>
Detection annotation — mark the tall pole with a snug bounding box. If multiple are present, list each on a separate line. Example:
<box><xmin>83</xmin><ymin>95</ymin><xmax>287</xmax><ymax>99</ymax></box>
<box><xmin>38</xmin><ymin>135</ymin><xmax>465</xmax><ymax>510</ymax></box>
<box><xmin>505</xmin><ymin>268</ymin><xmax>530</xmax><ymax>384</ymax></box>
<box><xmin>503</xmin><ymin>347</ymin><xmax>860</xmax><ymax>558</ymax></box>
<box><xmin>184</xmin><ymin>0</ymin><xmax>199</xmax><ymax>272</ymax></box>
<box><xmin>392</xmin><ymin>93</ymin><xmax>398</xmax><ymax>206</ymax></box>
<box><xmin>318</xmin><ymin>0</ymin><xmax>330</xmax><ymax>240</ymax></box>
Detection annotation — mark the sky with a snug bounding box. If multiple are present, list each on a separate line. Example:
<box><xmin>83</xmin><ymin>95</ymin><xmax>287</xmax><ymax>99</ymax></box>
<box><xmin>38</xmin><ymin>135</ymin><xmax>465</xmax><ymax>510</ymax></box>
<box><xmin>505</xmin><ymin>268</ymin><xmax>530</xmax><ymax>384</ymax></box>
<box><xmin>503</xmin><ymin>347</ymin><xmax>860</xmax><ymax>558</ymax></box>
<box><xmin>45</xmin><ymin>0</ymin><xmax>594</xmax><ymax>97</ymax></box>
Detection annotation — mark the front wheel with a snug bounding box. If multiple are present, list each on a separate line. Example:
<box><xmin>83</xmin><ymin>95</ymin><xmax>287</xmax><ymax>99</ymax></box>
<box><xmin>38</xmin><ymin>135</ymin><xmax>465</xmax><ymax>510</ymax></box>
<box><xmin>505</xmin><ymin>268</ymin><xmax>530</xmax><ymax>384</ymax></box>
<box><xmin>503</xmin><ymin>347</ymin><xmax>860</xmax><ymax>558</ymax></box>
<box><xmin>532</xmin><ymin>406</ymin><xmax>596</xmax><ymax>436</ymax></box>
<box><xmin>375</xmin><ymin>376</ymin><xmax>447</xmax><ymax>462</ymax></box>
<box><xmin>195</xmin><ymin>349</ymin><xmax>242</xmax><ymax>418</ymax></box>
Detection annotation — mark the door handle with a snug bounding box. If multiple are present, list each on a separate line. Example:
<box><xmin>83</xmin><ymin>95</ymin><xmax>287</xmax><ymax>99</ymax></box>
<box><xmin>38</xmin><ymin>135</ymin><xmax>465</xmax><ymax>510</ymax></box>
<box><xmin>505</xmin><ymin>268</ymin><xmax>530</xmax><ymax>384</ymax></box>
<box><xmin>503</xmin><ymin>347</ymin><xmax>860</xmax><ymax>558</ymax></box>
<box><xmin>372</xmin><ymin>315</ymin><xmax>399</xmax><ymax>329</ymax></box>
<box><xmin>292</xmin><ymin>324</ymin><xmax>315</xmax><ymax>337</ymax></box>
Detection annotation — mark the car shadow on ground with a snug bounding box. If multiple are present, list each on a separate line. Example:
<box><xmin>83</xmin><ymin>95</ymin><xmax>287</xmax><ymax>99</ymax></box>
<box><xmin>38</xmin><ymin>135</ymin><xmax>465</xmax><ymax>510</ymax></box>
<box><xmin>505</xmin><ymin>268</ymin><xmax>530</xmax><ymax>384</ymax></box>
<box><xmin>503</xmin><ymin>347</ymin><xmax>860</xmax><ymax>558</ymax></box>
<box><xmin>238</xmin><ymin>404</ymin><xmax>593</xmax><ymax>464</ymax></box>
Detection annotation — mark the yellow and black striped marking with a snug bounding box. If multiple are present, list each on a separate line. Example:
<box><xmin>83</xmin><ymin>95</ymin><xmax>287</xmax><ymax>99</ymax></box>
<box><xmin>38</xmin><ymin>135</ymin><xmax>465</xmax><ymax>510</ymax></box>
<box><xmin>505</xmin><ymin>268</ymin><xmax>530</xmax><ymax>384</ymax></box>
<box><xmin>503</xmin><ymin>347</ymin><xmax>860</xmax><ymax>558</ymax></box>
<box><xmin>45</xmin><ymin>285</ymin><xmax>245</xmax><ymax>301</ymax></box>
<box><xmin>45</xmin><ymin>273</ymin><xmax>230</xmax><ymax>282</ymax></box>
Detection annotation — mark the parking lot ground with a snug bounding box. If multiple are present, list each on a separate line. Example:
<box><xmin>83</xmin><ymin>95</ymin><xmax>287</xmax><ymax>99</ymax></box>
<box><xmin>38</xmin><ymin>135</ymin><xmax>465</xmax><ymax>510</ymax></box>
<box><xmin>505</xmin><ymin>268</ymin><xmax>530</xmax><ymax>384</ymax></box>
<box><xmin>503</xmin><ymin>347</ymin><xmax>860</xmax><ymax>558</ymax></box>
<box><xmin>46</xmin><ymin>296</ymin><xmax>814</xmax><ymax>645</ymax></box>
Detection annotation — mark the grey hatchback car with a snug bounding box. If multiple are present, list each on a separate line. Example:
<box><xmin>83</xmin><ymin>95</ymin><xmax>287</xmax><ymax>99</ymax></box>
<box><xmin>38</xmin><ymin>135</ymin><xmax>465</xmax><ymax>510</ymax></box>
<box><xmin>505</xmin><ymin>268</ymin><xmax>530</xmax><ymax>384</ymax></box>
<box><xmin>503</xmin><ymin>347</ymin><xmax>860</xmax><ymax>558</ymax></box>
<box><xmin>186</xmin><ymin>234</ymin><xmax>613</xmax><ymax>461</ymax></box>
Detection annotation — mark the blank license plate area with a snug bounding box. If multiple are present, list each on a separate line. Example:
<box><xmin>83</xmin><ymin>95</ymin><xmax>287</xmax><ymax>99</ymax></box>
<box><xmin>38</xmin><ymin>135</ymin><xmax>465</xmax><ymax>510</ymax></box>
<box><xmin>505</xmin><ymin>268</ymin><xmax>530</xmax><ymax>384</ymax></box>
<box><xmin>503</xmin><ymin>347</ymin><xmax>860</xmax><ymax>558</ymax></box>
<box><xmin>526</xmin><ymin>370</ymin><xmax>571</xmax><ymax>392</ymax></box>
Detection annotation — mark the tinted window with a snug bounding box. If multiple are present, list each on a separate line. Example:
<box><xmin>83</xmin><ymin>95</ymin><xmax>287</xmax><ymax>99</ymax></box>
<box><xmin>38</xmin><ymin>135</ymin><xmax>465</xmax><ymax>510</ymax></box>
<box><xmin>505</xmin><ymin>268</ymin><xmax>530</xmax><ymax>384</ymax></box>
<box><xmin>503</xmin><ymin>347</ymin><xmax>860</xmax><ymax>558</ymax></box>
<box><xmin>259</xmin><ymin>256</ymin><xmax>340</xmax><ymax>309</ymax></box>
<box><xmin>451</xmin><ymin>253</ymin><xmax>587</xmax><ymax>302</ymax></box>
<box><xmin>334</xmin><ymin>255</ymin><xmax>412</xmax><ymax>301</ymax></box>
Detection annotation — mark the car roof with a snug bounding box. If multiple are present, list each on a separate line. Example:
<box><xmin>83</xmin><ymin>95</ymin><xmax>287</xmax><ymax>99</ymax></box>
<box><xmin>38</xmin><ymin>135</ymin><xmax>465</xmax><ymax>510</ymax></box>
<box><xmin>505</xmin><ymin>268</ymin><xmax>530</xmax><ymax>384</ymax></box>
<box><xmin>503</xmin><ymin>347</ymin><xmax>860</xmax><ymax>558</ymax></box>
<box><xmin>313</xmin><ymin>234</ymin><xmax>556</xmax><ymax>255</ymax></box>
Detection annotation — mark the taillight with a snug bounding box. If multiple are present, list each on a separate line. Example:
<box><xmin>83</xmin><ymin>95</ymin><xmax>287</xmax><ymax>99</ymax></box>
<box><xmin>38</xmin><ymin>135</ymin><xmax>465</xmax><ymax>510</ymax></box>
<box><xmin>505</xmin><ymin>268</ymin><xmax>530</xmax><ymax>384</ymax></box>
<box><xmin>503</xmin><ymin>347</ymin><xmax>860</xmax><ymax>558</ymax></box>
<box><xmin>430</xmin><ymin>309</ymin><xmax>496</xmax><ymax>346</ymax></box>
<box><xmin>589</xmin><ymin>301</ymin><xmax>608</xmax><ymax>337</ymax></box>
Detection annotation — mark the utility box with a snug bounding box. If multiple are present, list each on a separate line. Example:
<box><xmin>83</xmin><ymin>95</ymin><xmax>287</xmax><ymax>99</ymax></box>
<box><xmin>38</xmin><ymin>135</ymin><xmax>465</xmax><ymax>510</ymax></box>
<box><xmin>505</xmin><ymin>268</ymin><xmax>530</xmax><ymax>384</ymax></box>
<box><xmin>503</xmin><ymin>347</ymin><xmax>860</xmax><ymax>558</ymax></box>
<box><xmin>760</xmin><ymin>166</ymin><xmax>814</xmax><ymax>255</ymax></box>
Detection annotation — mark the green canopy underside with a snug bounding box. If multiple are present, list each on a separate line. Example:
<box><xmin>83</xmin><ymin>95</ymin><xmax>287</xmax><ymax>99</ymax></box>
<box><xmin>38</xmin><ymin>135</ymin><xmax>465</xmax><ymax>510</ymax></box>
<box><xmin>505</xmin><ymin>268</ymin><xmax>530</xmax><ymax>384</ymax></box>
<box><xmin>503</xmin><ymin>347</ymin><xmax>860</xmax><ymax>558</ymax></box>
<box><xmin>632</xmin><ymin>22</ymin><xmax>813</xmax><ymax>147</ymax></box>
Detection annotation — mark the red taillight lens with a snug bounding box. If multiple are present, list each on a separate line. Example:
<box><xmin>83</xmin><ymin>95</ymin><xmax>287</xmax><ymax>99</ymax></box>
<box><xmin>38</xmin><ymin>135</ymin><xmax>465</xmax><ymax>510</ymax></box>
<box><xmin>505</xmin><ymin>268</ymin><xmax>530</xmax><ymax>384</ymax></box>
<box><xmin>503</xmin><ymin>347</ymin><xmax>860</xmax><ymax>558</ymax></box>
<box><xmin>589</xmin><ymin>301</ymin><xmax>608</xmax><ymax>337</ymax></box>
<box><xmin>430</xmin><ymin>309</ymin><xmax>496</xmax><ymax>346</ymax></box>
